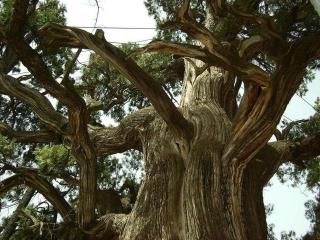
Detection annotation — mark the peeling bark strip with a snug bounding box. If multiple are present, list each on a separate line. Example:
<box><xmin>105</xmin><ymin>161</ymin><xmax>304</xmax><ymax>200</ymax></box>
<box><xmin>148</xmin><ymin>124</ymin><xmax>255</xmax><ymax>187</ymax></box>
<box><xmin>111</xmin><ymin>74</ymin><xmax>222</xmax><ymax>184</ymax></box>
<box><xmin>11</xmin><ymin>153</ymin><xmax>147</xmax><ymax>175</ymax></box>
<box><xmin>161</xmin><ymin>0</ymin><xmax>271</xmax><ymax>87</ymax></box>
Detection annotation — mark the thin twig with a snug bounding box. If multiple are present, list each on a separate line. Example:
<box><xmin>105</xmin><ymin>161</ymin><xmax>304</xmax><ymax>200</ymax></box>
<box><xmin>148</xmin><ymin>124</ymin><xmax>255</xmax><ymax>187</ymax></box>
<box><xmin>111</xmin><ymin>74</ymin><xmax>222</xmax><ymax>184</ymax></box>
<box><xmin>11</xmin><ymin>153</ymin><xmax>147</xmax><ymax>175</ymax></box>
<box><xmin>61</xmin><ymin>48</ymin><xmax>82</xmax><ymax>86</ymax></box>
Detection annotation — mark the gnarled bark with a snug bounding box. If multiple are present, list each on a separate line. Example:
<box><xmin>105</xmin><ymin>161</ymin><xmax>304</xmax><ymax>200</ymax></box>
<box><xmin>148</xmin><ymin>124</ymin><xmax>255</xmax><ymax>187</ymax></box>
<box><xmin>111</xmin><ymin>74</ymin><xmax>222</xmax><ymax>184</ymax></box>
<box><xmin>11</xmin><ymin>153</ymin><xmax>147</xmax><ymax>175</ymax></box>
<box><xmin>91</xmin><ymin>107</ymin><xmax>156</xmax><ymax>156</ymax></box>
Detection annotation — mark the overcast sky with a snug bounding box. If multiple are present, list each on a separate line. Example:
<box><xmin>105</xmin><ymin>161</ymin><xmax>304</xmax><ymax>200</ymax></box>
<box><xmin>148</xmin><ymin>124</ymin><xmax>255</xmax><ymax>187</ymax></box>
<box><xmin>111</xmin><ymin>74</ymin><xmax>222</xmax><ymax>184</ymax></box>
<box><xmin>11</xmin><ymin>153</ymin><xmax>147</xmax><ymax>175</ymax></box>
<box><xmin>49</xmin><ymin>0</ymin><xmax>320</xmax><ymax>238</ymax></box>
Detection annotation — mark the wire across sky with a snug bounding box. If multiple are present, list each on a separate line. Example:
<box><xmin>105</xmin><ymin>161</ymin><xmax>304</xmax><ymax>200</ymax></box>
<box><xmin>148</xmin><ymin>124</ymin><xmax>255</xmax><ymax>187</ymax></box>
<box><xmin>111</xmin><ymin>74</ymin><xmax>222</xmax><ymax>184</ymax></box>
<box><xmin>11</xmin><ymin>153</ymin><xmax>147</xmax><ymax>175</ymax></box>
<box><xmin>71</xmin><ymin>26</ymin><xmax>157</xmax><ymax>30</ymax></box>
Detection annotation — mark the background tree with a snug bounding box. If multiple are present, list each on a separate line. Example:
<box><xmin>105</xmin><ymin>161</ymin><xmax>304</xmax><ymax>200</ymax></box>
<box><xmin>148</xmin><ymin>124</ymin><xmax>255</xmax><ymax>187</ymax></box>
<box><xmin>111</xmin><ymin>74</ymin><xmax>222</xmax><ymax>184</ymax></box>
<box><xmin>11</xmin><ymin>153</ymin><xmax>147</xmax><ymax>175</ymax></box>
<box><xmin>0</xmin><ymin>0</ymin><xmax>320</xmax><ymax>239</ymax></box>
<box><xmin>273</xmin><ymin>99</ymin><xmax>320</xmax><ymax>239</ymax></box>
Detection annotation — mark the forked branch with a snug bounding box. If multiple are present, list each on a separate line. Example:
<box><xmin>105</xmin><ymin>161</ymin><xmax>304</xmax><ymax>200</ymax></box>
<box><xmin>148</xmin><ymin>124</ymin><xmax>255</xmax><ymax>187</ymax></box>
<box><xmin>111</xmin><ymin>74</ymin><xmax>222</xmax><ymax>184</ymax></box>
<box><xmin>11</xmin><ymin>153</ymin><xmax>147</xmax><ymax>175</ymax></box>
<box><xmin>38</xmin><ymin>23</ymin><xmax>192</xmax><ymax>140</ymax></box>
<box><xmin>259</xmin><ymin>131</ymin><xmax>320</xmax><ymax>184</ymax></box>
<box><xmin>7</xmin><ymin>0</ymin><xmax>86</xmax><ymax>111</ymax></box>
<box><xmin>0</xmin><ymin>169</ymin><xmax>75</xmax><ymax>222</ymax></box>
<box><xmin>159</xmin><ymin>0</ymin><xmax>271</xmax><ymax>87</ymax></box>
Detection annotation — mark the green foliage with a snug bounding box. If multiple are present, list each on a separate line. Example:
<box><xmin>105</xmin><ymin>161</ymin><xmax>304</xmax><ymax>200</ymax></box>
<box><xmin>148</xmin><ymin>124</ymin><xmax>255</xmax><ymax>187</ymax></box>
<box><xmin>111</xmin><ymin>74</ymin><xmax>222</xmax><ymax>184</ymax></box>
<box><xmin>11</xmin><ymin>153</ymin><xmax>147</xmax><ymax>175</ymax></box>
<box><xmin>305</xmin><ymin>195</ymin><xmax>320</xmax><ymax>226</ymax></box>
<box><xmin>29</xmin><ymin>0</ymin><xmax>66</xmax><ymax>30</ymax></box>
<box><xmin>277</xmin><ymin>99</ymin><xmax>320</xmax><ymax>189</ymax></box>
<box><xmin>0</xmin><ymin>0</ymin><xmax>66</xmax><ymax>32</ymax></box>
<box><xmin>34</xmin><ymin>144</ymin><xmax>73</xmax><ymax>172</ymax></box>
<box><xmin>0</xmin><ymin>134</ymin><xmax>16</xmax><ymax>159</ymax></box>
<box><xmin>0</xmin><ymin>96</ymin><xmax>41</xmax><ymax>136</ymax></box>
<box><xmin>9</xmin><ymin>207</ymin><xmax>51</xmax><ymax>240</ymax></box>
<box><xmin>145</xmin><ymin>0</ymin><xmax>320</xmax><ymax>41</ymax></box>
<box><xmin>32</xmin><ymin>0</ymin><xmax>72</xmax><ymax>79</ymax></box>
<box><xmin>7</xmin><ymin>207</ymin><xmax>84</xmax><ymax>240</ymax></box>
<box><xmin>266</xmin><ymin>0</ymin><xmax>320</xmax><ymax>39</ymax></box>
<box><xmin>276</xmin><ymin>99</ymin><xmax>320</xmax><ymax>239</ymax></box>
<box><xmin>0</xmin><ymin>0</ymin><xmax>71</xmax><ymax>77</ymax></box>
<box><xmin>1</xmin><ymin>0</ymin><xmax>320</xmax><ymax>238</ymax></box>
<box><xmin>145</xmin><ymin>0</ymin><xmax>205</xmax><ymax>42</ymax></box>
<box><xmin>0</xmin><ymin>0</ymin><xmax>14</xmax><ymax>26</ymax></box>
<box><xmin>1</xmin><ymin>0</ymin><xmax>79</xmax><ymax>220</ymax></box>
<box><xmin>96</xmin><ymin>150</ymin><xmax>143</xmax><ymax>190</ymax></box>
<box><xmin>298</xmin><ymin>68</ymin><xmax>317</xmax><ymax>97</ymax></box>
<box><xmin>0</xmin><ymin>0</ymin><xmax>71</xmax><ymax>132</ymax></box>
<box><xmin>80</xmin><ymin>43</ymin><xmax>181</xmax><ymax>121</ymax></box>
<box><xmin>303</xmin><ymin>192</ymin><xmax>320</xmax><ymax>239</ymax></box>
<box><xmin>144</xmin><ymin>0</ymin><xmax>320</xmax><ymax>89</ymax></box>
<box><xmin>96</xmin><ymin>156</ymin><xmax>124</xmax><ymax>189</ymax></box>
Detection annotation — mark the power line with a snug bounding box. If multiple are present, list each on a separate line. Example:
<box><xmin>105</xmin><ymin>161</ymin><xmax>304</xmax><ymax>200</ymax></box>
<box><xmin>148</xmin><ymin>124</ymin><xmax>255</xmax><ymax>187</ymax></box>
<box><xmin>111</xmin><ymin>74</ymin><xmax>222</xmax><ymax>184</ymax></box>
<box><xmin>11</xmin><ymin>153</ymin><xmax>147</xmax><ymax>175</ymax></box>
<box><xmin>109</xmin><ymin>38</ymin><xmax>152</xmax><ymax>45</ymax></box>
<box><xmin>295</xmin><ymin>93</ymin><xmax>317</xmax><ymax>112</ymax></box>
<box><xmin>283</xmin><ymin>115</ymin><xmax>293</xmax><ymax>122</ymax></box>
<box><xmin>71</xmin><ymin>26</ymin><xmax>156</xmax><ymax>30</ymax></box>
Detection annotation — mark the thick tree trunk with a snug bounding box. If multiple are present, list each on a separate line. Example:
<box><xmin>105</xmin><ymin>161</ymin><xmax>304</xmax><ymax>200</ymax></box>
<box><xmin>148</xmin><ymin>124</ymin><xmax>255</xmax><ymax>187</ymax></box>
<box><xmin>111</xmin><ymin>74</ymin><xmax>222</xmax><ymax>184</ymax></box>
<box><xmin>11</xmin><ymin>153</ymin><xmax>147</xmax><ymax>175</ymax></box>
<box><xmin>119</xmin><ymin>61</ymin><xmax>268</xmax><ymax>240</ymax></box>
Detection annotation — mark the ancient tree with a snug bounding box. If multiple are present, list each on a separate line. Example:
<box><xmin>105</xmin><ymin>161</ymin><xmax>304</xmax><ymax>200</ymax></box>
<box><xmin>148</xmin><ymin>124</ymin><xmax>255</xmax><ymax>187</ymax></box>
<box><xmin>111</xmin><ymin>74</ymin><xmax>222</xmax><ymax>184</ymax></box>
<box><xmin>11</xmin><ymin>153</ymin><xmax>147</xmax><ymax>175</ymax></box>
<box><xmin>0</xmin><ymin>0</ymin><xmax>320</xmax><ymax>239</ymax></box>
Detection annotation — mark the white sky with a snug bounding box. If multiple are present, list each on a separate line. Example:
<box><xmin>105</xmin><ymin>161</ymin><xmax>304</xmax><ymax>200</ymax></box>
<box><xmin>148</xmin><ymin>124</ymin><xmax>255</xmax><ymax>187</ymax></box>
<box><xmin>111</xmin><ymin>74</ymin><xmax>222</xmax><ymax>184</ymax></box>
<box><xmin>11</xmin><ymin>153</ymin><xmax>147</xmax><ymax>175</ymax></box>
<box><xmin>3</xmin><ymin>0</ymin><xmax>317</xmax><ymax>238</ymax></box>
